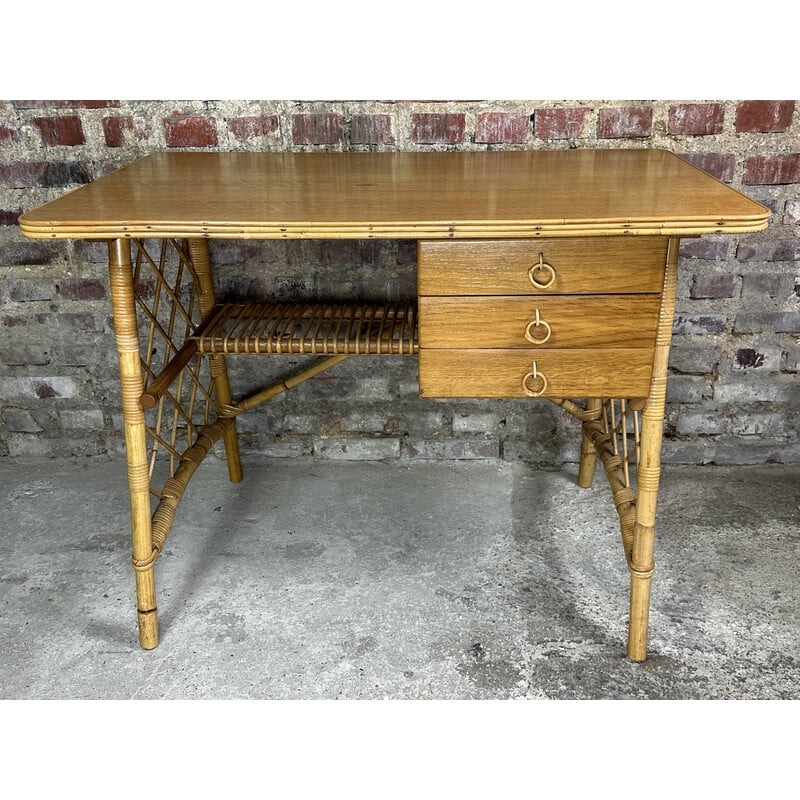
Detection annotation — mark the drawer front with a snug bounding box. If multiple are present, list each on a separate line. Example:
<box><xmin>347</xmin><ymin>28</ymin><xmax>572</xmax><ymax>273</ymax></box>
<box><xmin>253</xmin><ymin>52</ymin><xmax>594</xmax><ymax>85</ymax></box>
<box><xmin>418</xmin><ymin>294</ymin><xmax>661</xmax><ymax>349</ymax></box>
<box><xmin>418</xmin><ymin>237</ymin><xmax>668</xmax><ymax>296</ymax></box>
<box><xmin>418</xmin><ymin>349</ymin><xmax>654</xmax><ymax>399</ymax></box>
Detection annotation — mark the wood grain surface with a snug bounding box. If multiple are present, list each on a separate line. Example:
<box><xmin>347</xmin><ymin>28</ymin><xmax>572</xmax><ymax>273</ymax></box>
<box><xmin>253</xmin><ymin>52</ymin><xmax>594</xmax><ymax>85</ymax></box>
<box><xmin>418</xmin><ymin>295</ymin><xmax>661</xmax><ymax>348</ymax></box>
<box><xmin>418</xmin><ymin>348</ymin><xmax>655</xmax><ymax>398</ymax></box>
<box><xmin>417</xmin><ymin>237</ymin><xmax>669</xmax><ymax>295</ymax></box>
<box><xmin>19</xmin><ymin>149</ymin><xmax>770</xmax><ymax>239</ymax></box>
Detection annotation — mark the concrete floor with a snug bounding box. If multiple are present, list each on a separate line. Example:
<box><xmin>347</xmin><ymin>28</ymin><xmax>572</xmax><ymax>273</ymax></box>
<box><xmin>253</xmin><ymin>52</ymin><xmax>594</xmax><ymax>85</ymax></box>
<box><xmin>0</xmin><ymin>454</ymin><xmax>798</xmax><ymax>699</ymax></box>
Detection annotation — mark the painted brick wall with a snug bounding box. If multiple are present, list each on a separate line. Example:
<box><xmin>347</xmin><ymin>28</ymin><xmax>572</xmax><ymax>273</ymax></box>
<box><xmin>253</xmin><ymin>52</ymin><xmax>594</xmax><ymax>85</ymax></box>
<box><xmin>1</xmin><ymin>99</ymin><xmax>798</xmax><ymax>464</ymax></box>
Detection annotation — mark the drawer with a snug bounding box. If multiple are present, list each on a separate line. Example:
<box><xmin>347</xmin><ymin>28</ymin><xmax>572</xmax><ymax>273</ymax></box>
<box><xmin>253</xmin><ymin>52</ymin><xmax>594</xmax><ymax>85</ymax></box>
<box><xmin>418</xmin><ymin>348</ymin><xmax>654</xmax><ymax>399</ymax></box>
<box><xmin>418</xmin><ymin>237</ymin><xmax>668</xmax><ymax>296</ymax></box>
<box><xmin>418</xmin><ymin>295</ymin><xmax>661</xmax><ymax>349</ymax></box>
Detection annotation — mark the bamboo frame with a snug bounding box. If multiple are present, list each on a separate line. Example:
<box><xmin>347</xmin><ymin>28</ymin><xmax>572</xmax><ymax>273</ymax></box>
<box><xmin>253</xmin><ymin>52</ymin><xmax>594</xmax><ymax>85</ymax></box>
<box><xmin>106</xmin><ymin>232</ymin><xmax>681</xmax><ymax>661</ymax></box>
<box><xmin>219</xmin><ymin>355</ymin><xmax>350</xmax><ymax>417</ymax></box>
<box><xmin>577</xmin><ymin>398</ymin><xmax>603</xmax><ymax>488</ymax></box>
<box><xmin>627</xmin><ymin>236</ymin><xmax>680</xmax><ymax>661</ymax></box>
<box><xmin>108</xmin><ymin>239</ymin><xmax>159</xmax><ymax>649</ymax></box>
<box><xmin>554</xmin><ymin>238</ymin><xmax>680</xmax><ymax>660</ymax></box>
<box><xmin>187</xmin><ymin>239</ymin><xmax>243</xmax><ymax>484</ymax></box>
<box><xmin>109</xmin><ymin>238</ymin><xmax>247</xmax><ymax>648</ymax></box>
<box><xmin>107</xmin><ymin>238</ymin><xmax>420</xmax><ymax>651</ymax></box>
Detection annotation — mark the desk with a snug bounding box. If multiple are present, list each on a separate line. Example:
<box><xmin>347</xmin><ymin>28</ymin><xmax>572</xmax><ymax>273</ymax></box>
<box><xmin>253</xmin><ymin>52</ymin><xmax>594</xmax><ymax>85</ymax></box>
<box><xmin>20</xmin><ymin>149</ymin><xmax>770</xmax><ymax>661</ymax></box>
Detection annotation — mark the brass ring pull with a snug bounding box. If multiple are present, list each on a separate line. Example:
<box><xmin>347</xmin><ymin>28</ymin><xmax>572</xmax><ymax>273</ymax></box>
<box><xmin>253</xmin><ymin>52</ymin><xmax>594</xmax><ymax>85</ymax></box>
<box><xmin>522</xmin><ymin>361</ymin><xmax>548</xmax><ymax>397</ymax></box>
<box><xmin>524</xmin><ymin>308</ymin><xmax>551</xmax><ymax>345</ymax></box>
<box><xmin>528</xmin><ymin>253</ymin><xmax>556</xmax><ymax>290</ymax></box>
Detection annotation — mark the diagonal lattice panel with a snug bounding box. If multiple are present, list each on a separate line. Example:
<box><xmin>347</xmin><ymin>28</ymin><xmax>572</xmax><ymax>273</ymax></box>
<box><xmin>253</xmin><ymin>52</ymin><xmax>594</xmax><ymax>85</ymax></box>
<box><xmin>130</xmin><ymin>238</ymin><xmax>218</xmax><ymax>493</ymax></box>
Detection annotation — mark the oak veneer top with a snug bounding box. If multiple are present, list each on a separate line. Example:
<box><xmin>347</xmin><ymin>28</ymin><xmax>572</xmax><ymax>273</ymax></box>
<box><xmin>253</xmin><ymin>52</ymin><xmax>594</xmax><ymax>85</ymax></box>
<box><xmin>19</xmin><ymin>148</ymin><xmax>770</xmax><ymax>239</ymax></box>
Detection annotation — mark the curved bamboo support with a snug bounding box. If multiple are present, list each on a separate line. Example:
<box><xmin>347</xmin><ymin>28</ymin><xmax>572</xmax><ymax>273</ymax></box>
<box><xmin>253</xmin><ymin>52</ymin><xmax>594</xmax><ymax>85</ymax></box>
<box><xmin>108</xmin><ymin>239</ymin><xmax>159</xmax><ymax>650</ymax></box>
<box><xmin>187</xmin><ymin>238</ymin><xmax>243</xmax><ymax>484</ymax></box>
<box><xmin>577</xmin><ymin>398</ymin><xmax>603</xmax><ymax>488</ymax></box>
<box><xmin>581</xmin><ymin>414</ymin><xmax>638</xmax><ymax>556</ymax></box>
<box><xmin>627</xmin><ymin>237</ymin><xmax>680</xmax><ymax>662</ymax></box>
<box><xmin>148</xmin><ymin>420</ymin><xmax>229</xmax><ymax>556</ymax></box>
<box><xmin>550</xmin><ymin>395</ymin><xmax>637</xmax><ymax>552</ymax></box>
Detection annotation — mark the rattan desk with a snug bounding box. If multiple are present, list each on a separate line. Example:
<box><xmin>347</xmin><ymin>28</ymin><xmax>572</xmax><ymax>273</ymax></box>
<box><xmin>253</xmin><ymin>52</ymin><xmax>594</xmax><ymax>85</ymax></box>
<box><xmin>20</xmin><ymin>149</ymin><xmax>770</xmax><ymax>661</ymax></box>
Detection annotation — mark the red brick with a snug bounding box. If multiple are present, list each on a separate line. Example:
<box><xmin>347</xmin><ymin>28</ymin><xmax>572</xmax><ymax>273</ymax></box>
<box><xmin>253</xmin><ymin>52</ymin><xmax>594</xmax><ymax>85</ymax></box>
<box><xmin>679</xmin><ymin>238</ymin><xmax>729</xmax><ymax>260</ymax></box>
<box><xmin>33</xmin><ymin>116</ymin><xmax>85</xmax><ymax>146</ymax></box>
<box><xmin>73</xmin><ymin>240</ymin><xmax>112</xmax><ymax>263</ymax></box>
<box><xmin>1</xmin><ymin>162</ymin><xmax>47</xmax><ymax>187</ymax></box>
<box><xmin>475</xmin><ymin>112</ymin><xmax>529</xmax><ymax>144</ymax></box>
<box><xmin>8</xmin><ymin>278</ymin><xmax>55</xmax><ymax>301</ymax></box>
<box><xmin>741</xmin><ymin>273</ymin><xmax>796</xmax><ymax>298</ymax></box>
<box><xmin>690</xmin><ymin>274</ymin><xmax>736</xmax><ymax>299</ymax></box>
<box><xmin>0</xmin><ymin>209</ymin><xmax>21</xmax><ymax>225</ymax></box>
<box><xmin>735</xmin><ymin>101</ymin><xmax>794</xmax><ymax>133</ymax></box>
<box><xmin>736</xmin><ymin>239</ymin><xmax>800</xmax><ymax>261</ymax></box>
<box><xmin>59</xmin><ymin>279</ymin><xmax>106</xmax><ymax>301</ymax></box>
<box><xmin>102</xmin><ymin>116</ymin><xmax>133</xmax><ymax>147</ymax></box>
<box><xmin>291</xmin><ymin>114</ymin><xmax>343</xmax><ymax>145</ymax></box>
<box><xmin>668</xmin><ymin>103</ymin><xmax>724</xmax><ymax>135</ymax></box>
<box><xmin>164</xmin><ymin>116</ymin><xmax>218</xmax><ymax>147</ymax></box>
<box><xmin>0</xmin><ymin>241</ymin><xmax>63</xmax><ymax>266</ymax></box>
<box><xmin>412</xmin><ymin>113</ymin><xmax>465</xmax><ymax>144</ymax></box>
<box><xmin>228</xmin><ymin>115</ymin><xmax>279</xmax><ymax>141</ymax></box>
<box><xmin>350</xmin><ymin>114</ymin><xmax>395</xmax><ymax>145</ymax></box>
<box><xmin>0</xmin><ymin>121</ymin><xmax>20</xmax><ymax>145</ymax></box>
<box><xmin>534</xmin><ymin>108</ymin><xmax>589</xmax><ymax>140</ymax></box>
<box><xmin>678</xmin><ymin>152</ymin><xmax>736</xmax><ymax>183</ymax></box>
<box><xmin>0</xmin><ymin>345</ymin><xmax>49</xmax><ymax>367</ymax></box>
<box><xmin>734</xmin><ymin>349</ymin><xmax>766</xmax><ymax>369</ymax></box>
<box><xmin>12</xmin><ymin>100</ymin><xmax>120</xmax><ymax>109</ymax></box>
<box><xmin>0</xmin><ymin>161</ymin><xmax>93</xmax><ymax>188</ymax></box>
<box><xmin>55</xmin><ymin>312</ymin><xmax>98</xmax><ymax>331</ymax></box>
<box><xmin>743</xmin><ymin>154</ymin><xmax>800</xmax><ymax>185</ymax></box>
<box><xmin>597</xmin><ymin>106</ymin><xmax>653</xmax><ymax>138</ymax></box>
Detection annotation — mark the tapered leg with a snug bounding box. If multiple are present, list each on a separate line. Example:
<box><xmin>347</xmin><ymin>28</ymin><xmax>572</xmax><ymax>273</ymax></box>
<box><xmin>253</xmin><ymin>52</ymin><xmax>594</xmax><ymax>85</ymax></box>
<box><xmin>577</xmin><ymin>398</ymin><xmax>603</xmax><ymax>488</ymax></box>
<box><xmin>187</xmin><ymin>238</ymin><xmax>243</xmax><ymax>483</ymax></box>
<box><xmin>108</xmin><ymin>239</ymin><xmax>159</xmax><ymax>649</ymax></box>
<box><xmin>627</xmin><ymin>237</ymin><xmax>680</xmax><ymax>661</ymax></box>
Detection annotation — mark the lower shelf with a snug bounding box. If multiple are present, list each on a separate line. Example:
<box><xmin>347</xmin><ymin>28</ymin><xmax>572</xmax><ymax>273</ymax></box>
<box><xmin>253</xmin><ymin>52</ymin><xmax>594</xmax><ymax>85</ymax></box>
<box><xmin>191</xmin><ymin>302</ymin><xmax>419</xmax><ymax>356</ymax></box>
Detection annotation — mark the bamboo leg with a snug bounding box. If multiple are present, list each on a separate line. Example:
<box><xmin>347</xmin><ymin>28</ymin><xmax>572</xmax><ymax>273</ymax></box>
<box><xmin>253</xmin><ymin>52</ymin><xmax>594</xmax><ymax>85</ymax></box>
<box><xmin>108</xmin><ymin>239</ymin><xmax>159</xmax><ymax>649</ymax></box>
<box><xmin>187</xmin><ymin>238</ymin><xmax>243</xmax><ymax>483</ymax></box>
<box><xmin>627</xmin><ymin>237</ymin><xmax>680</xmax><ymax>662</ymax></box>
<box><xmin>577</xmin><ymin>398</ymin><xmax>603</xmax><ymax>488</ymax></box>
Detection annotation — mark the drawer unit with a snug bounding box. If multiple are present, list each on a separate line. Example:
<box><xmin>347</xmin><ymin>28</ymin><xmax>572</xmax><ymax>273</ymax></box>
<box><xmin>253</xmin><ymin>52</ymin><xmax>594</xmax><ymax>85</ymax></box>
<box><xmin>417</xmin><ymin>237</ymin><xmax>667</xmax><ymax>400</ymax></box>
<box><xmin>418</xmin><ymin>295</ymin><xmax>661</xmax><ymax>349</ymax></box>
<box><xmin>418</xmin><ymin>237</ymin><xmax>669</xmax><ymax>296</ymax></box>
<box><xmin>418</xmin><ymin>349</ymin><xmax>655</xmax><ymax>399</ymax></box>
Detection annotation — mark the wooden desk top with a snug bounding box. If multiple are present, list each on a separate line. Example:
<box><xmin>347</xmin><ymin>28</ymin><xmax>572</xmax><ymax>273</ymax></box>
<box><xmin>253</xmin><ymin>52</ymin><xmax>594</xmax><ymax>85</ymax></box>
<box><xmin>19</xmin><ymin>148</ymin><xmax>770</xmax><ymax>240</ymax></box>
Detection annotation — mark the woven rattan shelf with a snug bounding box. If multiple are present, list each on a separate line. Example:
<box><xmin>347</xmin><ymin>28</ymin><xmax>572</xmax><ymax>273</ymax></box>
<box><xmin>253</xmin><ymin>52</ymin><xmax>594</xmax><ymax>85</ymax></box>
<box><xmin>190</xmin><ymin>302</ymin><xmax>419</xmax><ymax>356</ymax></box>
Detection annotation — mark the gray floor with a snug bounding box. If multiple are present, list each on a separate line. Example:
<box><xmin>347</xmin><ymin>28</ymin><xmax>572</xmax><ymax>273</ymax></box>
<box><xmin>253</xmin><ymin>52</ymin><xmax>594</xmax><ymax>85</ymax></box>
<box><xmin>1</xmin><ymin>454</ymin><xmax>798</xmax><ymax>699</ymax></box>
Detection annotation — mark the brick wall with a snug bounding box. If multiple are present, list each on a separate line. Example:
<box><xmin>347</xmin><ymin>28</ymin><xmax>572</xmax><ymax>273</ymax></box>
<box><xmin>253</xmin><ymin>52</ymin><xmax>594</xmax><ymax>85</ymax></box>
<box><xmin>1</xmin><ymin>99</ymin><xmax>798</xmax><ymax>464</ymax></box>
